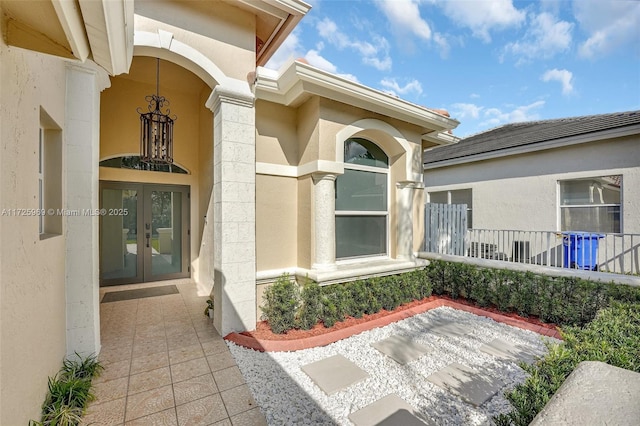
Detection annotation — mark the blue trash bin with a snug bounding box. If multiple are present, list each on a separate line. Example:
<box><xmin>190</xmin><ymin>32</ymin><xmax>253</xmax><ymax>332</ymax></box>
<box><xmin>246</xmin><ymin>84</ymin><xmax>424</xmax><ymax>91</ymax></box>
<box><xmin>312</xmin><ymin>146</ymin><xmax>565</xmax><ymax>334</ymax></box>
<box><xmin>562</xmin><ymin>232</ymin><xmax>605</xmax><ymax>271</ymax></box>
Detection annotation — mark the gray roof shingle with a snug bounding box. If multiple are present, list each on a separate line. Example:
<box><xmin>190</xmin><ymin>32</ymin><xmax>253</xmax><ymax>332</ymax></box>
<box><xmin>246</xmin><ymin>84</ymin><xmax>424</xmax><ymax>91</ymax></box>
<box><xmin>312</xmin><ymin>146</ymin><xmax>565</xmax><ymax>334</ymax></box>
<box><xmin>424</xmin><ymin>110</ymin><xmax>640</xmax><ymax>165</ymax></box>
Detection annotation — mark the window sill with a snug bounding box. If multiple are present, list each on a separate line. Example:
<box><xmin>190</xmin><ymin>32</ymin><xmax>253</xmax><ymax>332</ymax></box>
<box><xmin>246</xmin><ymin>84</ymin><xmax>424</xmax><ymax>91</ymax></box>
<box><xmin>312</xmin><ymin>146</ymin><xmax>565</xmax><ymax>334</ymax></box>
<box><xmin>39</xmin><ymin>233</ymin><xmax>61</xmax><ymax>241</ymax></box>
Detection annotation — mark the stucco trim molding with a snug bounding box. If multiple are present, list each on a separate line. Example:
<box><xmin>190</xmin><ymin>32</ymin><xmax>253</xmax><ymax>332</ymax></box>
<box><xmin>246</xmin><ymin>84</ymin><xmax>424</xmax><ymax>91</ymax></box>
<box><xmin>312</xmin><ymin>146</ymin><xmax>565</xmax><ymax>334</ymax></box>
<box><xmin>52</xmin><ymin>0</ymin><xmax>91</xmax><ymax>62</ymax></box>
<box><xmin>256</xmin><ymin>258</ymin><xmax>429</xmax><ymax>286</ymax></box>
<box><xmin>256</xmin><ymin>160</ymin><xmax>344</xmax><ymax>177</ymax></box>
<box><xmin>134</xmin><ymin>30</ymin><xmax>251</xmax><ymax>97</ymax></box>
<box><xmin>335</xmin><ymin>118</ymin><xmax>422</xmax><ymax>183</ymax></box>
<box><xmin>255</xmin><ymin>60</ymin><xmax>459</xmax><ymax>133</ymax></box>
<box><xmin>78</xmin><ymin>0</ymin><xmax>134</xmax><ymax>75</ymax></box>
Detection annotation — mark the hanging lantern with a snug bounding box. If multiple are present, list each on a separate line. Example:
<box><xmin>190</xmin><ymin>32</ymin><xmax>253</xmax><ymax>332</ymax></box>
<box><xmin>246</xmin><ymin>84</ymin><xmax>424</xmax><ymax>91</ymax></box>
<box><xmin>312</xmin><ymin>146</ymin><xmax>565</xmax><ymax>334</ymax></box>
<box><xmin>138</xmin><ymin>58</ymin><xmax>176</xmax><ymax>164</ymax></box>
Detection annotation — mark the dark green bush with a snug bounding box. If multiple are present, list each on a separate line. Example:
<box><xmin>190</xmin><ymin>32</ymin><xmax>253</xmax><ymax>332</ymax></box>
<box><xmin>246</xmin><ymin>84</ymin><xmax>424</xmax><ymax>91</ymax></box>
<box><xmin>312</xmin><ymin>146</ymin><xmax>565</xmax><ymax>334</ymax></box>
<box><xmin>495</xmin><ymin>302</ymin><xmax>640</xmax><ymax>426</ymax></box>
<box><xmin>297</xmin><ymin>279</ymin><xmax>323</xmax><ymax>330</ymax></box>
<box><xmin>425</xmin><ymin>260</ymin><xmax>449</xmax><ymax>295</ymax></box>
<box><xmin>261</xmin><ymin>273</ymin><xmax>299</xmax><ymax>334</ymax></box>
<box><xmin>260</xmin><ymin>260</ymin><xmax>640</xmax><ymax>335</ymax></box>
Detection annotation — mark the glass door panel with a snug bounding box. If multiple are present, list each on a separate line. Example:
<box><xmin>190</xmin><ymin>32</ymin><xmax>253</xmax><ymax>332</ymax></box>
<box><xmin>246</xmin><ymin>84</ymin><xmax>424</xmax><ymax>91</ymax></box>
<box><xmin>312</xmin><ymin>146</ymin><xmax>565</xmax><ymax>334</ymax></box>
<box><xmin>100</xmin><ymin>182</ymin><xmax>189</xmax><ymax>286</ymax></box>
<box><xmin>147</xmin><ymin>189</ymin><xmax>183</xmax><ymax>278</ymax></box>
<box><xmin>100</xmin><ymin>186</ymin><xmax>142</xmax><ymax>283</ymax></box>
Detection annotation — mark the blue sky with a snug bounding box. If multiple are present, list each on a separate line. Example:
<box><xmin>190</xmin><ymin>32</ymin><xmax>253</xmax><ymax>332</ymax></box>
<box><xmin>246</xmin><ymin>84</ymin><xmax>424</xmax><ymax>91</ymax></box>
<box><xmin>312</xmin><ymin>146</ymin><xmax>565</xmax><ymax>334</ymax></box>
<box><xmin>265</xmin><ymin>0</ymin><xmax>640</xmax><ymax>137</ymax></box>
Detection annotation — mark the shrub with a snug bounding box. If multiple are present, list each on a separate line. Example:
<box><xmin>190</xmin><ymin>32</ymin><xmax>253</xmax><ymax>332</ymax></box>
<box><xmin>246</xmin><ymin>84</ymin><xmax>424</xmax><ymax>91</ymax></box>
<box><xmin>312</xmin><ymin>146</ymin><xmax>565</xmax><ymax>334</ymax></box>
<box><xmin>261</xmin><ymin>273</ymin><xmax>299</xmax><ymax>334</ymax></box>
<box><xmin>297</xmin><ymin>279</ymin><xmax>323</xmax><ymax>330</ymax></box>
<box><xmin>470</xmin><ymin>268</ymin><xmax>493</xmax><ymax>307</ymax></box>
<box><xmin>31</xmin><ymin>353</ymin><xmax>103</xmax><ymax>426</ymax></box>
<box><xmin>495</xmin><ymin>302</ymin><xmax>640</xmax><ymax>426</ymax></box>
<box><xmin>425</xmin><ymin>260</ymin><xmax>449</xmax><ymax>295</ymax></box>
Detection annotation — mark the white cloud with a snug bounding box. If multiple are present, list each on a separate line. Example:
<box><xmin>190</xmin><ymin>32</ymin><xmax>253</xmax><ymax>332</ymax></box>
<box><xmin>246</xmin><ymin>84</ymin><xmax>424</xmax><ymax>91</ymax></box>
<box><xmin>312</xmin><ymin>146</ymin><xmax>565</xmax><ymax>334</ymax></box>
<box><xmin>265</xmin><ymin>31</ymin><xmax>303</xmax><ymax>70</ymax></box>
<box><xmin>541</xmin><ymin>69</ymin><xmax>574</xmax><ymax>95</ymax></box>
<box><xmin>503</xmin><ymin>13</ymin><xmax>573</xmax><ymax>62</ymax></box>
<box><xmin>377</xmin><ymin>0</ymin><xmax>432</xmax><ymax>40</ymax></box>
<box><xmin>316</xmin><ymin>17</ymin><xmax>392</xmax><ymax>71</ymax></box>
<box><xmin>438</xmin><ymin>0</ymin><xmax>526</xmax><ymax>42</ymax></box>
<box><xmin>470</xmin><ymin>93</ymin><xmax>481</xmax><ymax>99</ymax></box>
<box><xmin>304</xmin><ymin>49</ymin><xmax>337</xmax><ymax>73</ymax></box>
<box><xmin>451</xmin><ymin>103</ymin><xmax>483</xmax><ymax>120</ymax></box>
<box><xmin>379</xmin><ymin>78</ymin><xmax>423</xmax><ymax>96</ymax></box>
<box><xmin>574</xmin><ymin>0</ymin><xmax>640</xmax><ymax>58</ymax></box>
<box><xmin>303</xmin><ymin>49</ymin><xmax>359</xmax><ymax>83</ymax></box>
<box><xmin>480</xmin><ymin>101</ymin><xmax>545</xmax><ymax>127</ymax></box>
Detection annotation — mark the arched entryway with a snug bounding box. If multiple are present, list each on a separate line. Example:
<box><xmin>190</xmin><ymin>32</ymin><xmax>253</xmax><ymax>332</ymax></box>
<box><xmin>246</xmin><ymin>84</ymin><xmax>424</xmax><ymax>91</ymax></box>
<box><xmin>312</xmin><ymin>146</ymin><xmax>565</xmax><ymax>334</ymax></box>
<box><xmin>99</xmin><ymin>56</ymin><xmax>213</xmax><ymax>288</ymax></box>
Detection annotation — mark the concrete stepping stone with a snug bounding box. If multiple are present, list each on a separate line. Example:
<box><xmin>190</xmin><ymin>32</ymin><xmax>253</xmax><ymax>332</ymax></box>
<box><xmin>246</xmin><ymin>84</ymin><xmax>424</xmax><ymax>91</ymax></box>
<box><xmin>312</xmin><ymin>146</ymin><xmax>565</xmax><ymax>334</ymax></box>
<box><xmin>426</xmin><ymin>362</ymin><xmax>504</xmax><ymax>407</ymax></box>
<box><xmin>479</xmin><ymin>338</ymin><xmax>540</xmax><ymax>363</ymax></box>
<box><xmin>300</xmin><ymin>354</ymin><xmax>369</xmax><ymax>395</ymax></box>
<box><xmin>348</xmin><ymin>394</ymin><xmax>433</xmax><ymax>426</ymax></box>
<box><xmin>371</xmin><ymin>335</ymin><xmax>432</xmax><ymax>365</ymax></box>
<box><xmin>429</xmin><ymin>321</ymin><xmax>472</xmax><ymax>338</ymax></box>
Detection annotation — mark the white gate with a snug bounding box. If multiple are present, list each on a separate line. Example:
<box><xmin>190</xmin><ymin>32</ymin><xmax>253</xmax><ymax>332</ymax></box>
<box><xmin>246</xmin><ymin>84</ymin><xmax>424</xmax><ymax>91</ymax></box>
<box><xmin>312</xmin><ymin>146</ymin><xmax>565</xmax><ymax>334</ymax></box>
<box><xmin>424</xmin><ymin>203</ymin><xmax>468</xmax><ymax>256</ymax></box>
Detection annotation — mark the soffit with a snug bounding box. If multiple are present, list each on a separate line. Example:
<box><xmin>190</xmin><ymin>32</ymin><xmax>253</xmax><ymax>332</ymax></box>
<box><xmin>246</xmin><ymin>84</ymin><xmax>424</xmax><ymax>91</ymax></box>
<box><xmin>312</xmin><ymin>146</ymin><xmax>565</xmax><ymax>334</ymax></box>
<box><xmin>2</xmin><ymin>0</ymin><xmax>75</xmax><ymax>58</ymax></box>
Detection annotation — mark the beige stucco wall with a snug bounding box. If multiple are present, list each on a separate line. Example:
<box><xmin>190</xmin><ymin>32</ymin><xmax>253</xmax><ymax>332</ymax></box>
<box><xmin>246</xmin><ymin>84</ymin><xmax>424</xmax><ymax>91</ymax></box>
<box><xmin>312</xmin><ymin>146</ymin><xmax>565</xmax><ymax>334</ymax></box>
<box><xmin>256</xmin><ymin>99</ymin><xmax>298</xmax><ymax>165</ymax></box>
<box><xmin>255</xmin><ymin>95</ymin><xmax>430</xmax><ymax>273</ymax></box>
<box><xmin>424</xmin><ymin>135</ymin><xmax>640</xmax><ymax>234</ymax></box>
<box><xmin>0</xmin><ymin>24</ymin><xmax>68</xmax><ymax>424</ymax></box>
<box><xmin>256</xmin><ymin>175</ymin><xmax>298</xmax><ymax>270</ymax></box>
<box><xmin>134</xmin><ymin>0</ymin><xmax>256</xmax><ymax>82</ymax></box>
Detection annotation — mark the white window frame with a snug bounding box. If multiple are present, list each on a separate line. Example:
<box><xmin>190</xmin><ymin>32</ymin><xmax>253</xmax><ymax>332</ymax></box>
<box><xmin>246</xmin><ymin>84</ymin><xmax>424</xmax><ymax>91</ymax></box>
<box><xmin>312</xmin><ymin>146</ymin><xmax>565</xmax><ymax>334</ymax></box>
<box><xmin>38</xmin><ymin>127</ymin><xmax>44</xmax><ymax>235</ymax></box>
<box><xmin>336</xmin><ymin>151</ymin><xmax>390</xmax><ymax>262</ymax></box>
<box><xmin>558</xmin><ymin>175</ymin><xmax>622</xmax><ymax>233</ymax></box>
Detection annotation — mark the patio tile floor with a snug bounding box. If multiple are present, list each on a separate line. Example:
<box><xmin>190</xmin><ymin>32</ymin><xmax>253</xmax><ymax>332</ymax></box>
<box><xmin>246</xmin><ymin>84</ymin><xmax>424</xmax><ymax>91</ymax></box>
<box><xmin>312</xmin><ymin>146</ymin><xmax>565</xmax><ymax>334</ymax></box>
<box><xmin>82</xmin><ymin>281</ymin><xmax>265</xmax><ymax>426</ymax></box>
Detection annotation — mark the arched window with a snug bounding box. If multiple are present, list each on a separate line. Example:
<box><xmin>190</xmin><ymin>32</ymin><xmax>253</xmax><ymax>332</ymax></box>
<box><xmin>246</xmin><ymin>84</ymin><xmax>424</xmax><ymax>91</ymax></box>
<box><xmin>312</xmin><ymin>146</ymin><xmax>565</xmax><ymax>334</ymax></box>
<box><xmin>99</xmin><ymin>156</ymin><xmax>188</xmax><ymax>174</ymax></box>
<box><xmin>335</xmin><ymin>138</ymin><xmax>389</xmax><ymax>259</ymax></box>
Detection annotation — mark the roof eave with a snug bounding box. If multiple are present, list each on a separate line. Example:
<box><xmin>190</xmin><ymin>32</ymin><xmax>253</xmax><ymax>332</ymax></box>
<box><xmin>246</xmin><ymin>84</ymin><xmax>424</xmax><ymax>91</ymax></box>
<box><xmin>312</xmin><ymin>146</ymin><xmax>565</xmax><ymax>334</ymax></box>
<box><xmin>255</xmin><ymin>60</ymin><xmax>460</xmax><ymax>132</ymax></box>
<box><xmin>424</xmin><ymin>124</ymin><xmax>640</xmax><ymax>170</ymax></box>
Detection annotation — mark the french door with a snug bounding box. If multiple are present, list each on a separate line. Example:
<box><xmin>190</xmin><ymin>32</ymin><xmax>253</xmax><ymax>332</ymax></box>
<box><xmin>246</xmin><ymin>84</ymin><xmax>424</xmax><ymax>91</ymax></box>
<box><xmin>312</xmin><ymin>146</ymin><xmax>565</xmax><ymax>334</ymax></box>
<box><xmin>99</xmin><ymin>181</ymin><xmax>190</xmax><ymax>286</ymax></box>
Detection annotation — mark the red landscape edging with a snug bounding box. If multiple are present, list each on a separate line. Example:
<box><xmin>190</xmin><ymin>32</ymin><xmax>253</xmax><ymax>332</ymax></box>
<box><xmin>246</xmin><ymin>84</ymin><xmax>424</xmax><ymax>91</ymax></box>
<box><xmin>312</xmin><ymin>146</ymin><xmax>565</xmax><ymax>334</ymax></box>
<box><xmin>224</xmin><ymin>297</ymin><xmax>562</xmax><ymax>352</ymax></box>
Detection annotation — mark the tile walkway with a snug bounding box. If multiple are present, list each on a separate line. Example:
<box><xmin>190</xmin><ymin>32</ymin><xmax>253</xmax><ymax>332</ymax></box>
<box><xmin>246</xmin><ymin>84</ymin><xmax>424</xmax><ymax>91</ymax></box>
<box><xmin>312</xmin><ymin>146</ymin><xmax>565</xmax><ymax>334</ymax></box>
<box><xmin>83</xmin><ymin>281</ymin><xmax>266</xmax><ymax>426</ymax></box>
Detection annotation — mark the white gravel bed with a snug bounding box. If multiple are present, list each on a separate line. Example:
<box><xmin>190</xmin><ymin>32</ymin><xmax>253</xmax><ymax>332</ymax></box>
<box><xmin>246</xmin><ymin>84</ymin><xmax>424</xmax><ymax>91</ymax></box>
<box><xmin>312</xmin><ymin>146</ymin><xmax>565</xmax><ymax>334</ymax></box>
<box><xmin>228</xmin><ymin>307</ymin><xmax>558</xmax><ymax>425</ymax></box>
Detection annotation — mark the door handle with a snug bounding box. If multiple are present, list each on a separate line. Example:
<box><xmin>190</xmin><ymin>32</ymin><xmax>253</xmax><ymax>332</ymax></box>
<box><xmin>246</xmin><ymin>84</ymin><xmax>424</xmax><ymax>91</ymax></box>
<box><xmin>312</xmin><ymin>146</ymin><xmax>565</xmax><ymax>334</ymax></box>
<box><xmin>146</xmin><ymin>233</ymin><xmax>150</xmax><ymax>248</ymax></box>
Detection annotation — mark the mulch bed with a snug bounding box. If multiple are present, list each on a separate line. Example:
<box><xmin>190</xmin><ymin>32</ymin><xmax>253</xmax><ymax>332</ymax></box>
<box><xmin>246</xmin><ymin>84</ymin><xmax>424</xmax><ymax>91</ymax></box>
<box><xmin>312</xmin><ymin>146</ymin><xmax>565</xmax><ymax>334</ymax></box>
<box><xmin>238</xmin><ymin>295</ymin><xmax>558</xmax><ymax>342</ymax></box>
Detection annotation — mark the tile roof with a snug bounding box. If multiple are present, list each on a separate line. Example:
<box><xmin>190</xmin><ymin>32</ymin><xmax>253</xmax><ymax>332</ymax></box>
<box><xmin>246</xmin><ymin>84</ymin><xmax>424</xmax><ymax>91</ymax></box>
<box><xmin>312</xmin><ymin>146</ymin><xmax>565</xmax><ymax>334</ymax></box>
<box><xmin>424</xmin><ymin>110</ymin><xmax>640</xmax><ymax>165</ymax></box>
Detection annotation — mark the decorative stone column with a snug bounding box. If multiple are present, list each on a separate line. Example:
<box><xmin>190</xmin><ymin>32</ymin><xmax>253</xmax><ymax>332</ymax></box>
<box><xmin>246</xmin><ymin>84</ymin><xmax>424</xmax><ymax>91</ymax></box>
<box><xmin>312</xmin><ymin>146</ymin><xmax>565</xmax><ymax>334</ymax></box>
<box><xmin>65</xmin><ymin>62</ymin><xmax>109</xmax><ymax>357</ymax></box>
<box><xmin>312</xmin><ymin>173</ymin><xmax>337</xmax><ymax>270</ymax></box>
<box><xmin>396</xmin><ymin>181</ymin><xmax>421</xmax><ymax>260</ymax></box>
<box><xmin>207</xmin><ymin>85</ymin><xmax>257</xmax><ymax>336</ymax></box>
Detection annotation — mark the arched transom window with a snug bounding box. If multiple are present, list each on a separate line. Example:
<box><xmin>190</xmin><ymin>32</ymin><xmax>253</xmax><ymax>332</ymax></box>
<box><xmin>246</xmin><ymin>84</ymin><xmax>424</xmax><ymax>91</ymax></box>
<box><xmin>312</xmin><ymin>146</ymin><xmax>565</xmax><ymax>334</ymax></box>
<box><xmin>335</xmin><ymin>138</ymin><xmax>389</xmax><ymax>259</ymax></box>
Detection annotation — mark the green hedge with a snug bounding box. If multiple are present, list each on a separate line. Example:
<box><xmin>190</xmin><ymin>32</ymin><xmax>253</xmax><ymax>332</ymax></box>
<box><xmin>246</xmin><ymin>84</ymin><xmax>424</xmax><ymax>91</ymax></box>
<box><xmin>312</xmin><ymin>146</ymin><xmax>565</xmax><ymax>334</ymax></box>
<box><xmin>494</xmin><ymin>301</ymin><xmax>640</xmax><ymax>426</ymax></box>
<box><xmin>261</xmin><ymin>262</ymin><xmax>640</xmax><ymax>425</ymax></box>
<box><xmin>261</xmin><ymin>261</ymin><xmax>640</xmax><ymax>334</ymax></box>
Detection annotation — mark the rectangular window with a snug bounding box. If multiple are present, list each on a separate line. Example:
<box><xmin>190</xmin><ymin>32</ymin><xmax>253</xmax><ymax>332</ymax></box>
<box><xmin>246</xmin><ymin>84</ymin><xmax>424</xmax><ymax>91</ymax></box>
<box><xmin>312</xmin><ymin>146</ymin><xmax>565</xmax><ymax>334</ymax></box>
<box><xmin>560</xmin><ymin>176</ymin><xmax>621</xmax><ymax>233</ymax></box>
<box><xmin>39</xmin><ymin>108</ymin><xmax>63</xmax><ymax>238</ymax></box>
<box><xmin>336</xmin><ymin>215</ymin><xmax>387</xmax><ymax>258</ymax></box>
<box><xmin>428</xmin><ymin>189</ymin><xmax>473</xmax><ymax>228</ymax></box>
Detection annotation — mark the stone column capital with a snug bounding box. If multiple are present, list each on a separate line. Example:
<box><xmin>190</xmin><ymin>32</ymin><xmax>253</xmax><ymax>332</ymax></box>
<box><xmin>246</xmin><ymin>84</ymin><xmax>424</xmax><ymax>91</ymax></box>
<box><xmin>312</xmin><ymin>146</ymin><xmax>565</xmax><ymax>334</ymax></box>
<box><xmin>206</xmin><ymin>85</ymin><xmax>255</xmax><ymax>113</ymax></box>
<box><xmin>396</xmin><ymin>180</ymin><xmax>424</xmax><ymax>190</ymax></box>
<box><xmin>312</xmin><ymin>172</ymin><xmax>337</xmax><ymax>184</ymax></box>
